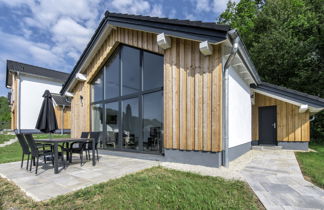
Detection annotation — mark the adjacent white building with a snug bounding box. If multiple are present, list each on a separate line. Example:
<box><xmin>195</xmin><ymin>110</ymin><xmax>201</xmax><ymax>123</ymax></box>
<box><xmin>6</xmin><ymin>60</ymin><xmax>71</xmax><ymax>133</ymax></box>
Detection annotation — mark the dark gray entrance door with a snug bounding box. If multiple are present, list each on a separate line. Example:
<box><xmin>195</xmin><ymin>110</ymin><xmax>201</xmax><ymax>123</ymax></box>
<box><xmin>259</xmin><ymin>106</ymin><xmax>277</xmax><ymax>145</ymax></box>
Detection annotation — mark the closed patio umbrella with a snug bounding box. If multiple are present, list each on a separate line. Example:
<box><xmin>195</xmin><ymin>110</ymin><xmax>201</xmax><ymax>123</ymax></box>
<box><xmin>35</xmin><ymin>90</ymin><xmax>58</xmax><ymax>134</ymax></box>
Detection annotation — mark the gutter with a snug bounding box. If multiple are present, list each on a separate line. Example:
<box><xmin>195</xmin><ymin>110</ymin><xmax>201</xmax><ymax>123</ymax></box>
<box><xmin>222</xmin><ymin>32</ymin><xmax>239</xmax><ymax>167</ymax></box>
<box><xmin>61</xmin><ymin>105</ymin><xmax>65</xmax><ymax>135</ymax></box>
<box><xmin>17</xmin><ymin>72</ymin><xmax>21</xmax><ymax>133</ymax></box>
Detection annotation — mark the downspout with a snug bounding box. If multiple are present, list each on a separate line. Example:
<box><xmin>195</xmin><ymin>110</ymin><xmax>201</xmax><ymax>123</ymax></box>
<box><xmin>222</xmin><ymin>34</ymin><xmax>239</xmax><ymax>167</ymax></box>
<box><xmin>309</xmin><ymin>115</ymin><xmax>315</xmax><ymax>122</ymax></box>
<box><xmin>17</xmin><ymin>72</ymin><xmax>21</xmax><ymax>134</ymax></box>
<box><xmin>61</xmin><ymin>105</ymin><xmax>65</xmax><ymax>135</ymax></box>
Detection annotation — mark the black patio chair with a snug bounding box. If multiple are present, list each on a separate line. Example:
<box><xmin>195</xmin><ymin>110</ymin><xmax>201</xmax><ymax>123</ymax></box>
<box><xmin>24</xmin><ymin>134</ymin><xmax>64</xmax><ymax>174</ymax></box>
<box><xmin>85</xmin><ymin>132</ymin><xmax>101</xmax><ymax>161</ymax></box>
<box><xmin>16</xmin><ymin>133</ymin><xmax>31</xmax><ymax>170</ymax></box>
<box><xmin>63</xmin><ymin>132</ymin><xmax>89</xmax><ymax>162</ymax></box>
<box><xmin>69</xmin><ymin>132</ymin><xmax>90</xmax><ymax>166</ymax></box>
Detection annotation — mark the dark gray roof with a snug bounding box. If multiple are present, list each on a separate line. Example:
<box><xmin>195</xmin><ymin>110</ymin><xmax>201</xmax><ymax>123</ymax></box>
<box><xmin>6</xmin><ymin>60</ymin><xmax>69</xmax><ymax>87</ymax></box>
<box><xmin>252</xmin><ymin>82</ymin><xmax>324</xmax><ymax>108</ymax></box>
<box><xmin>60</xmin><ymin>11</ymin><xmax>231</xmax><ymax>94</ymax></box>
<box><xmin>51</xmin><ymin>93</ymin><xmax>71</xmax><ymax>107</ymax></box>
<box><xmin>106</xmin><ymin>12</ymin><xmax>230</xmax><ymax>33</ymax></box>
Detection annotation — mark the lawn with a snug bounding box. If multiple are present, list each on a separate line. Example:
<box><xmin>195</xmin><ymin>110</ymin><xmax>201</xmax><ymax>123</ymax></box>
<box><xmin>0</xmin><ymin>166</ymin><xmax>263</xmax><ymax>210</ymax></box>
<box><xmin>295</xmin><ymin>144</ymin><xmax>324</xmax><ymax>188</ymax></box>
<box><xmin>0</xmin><ymin>134</ymin><xmax>70</xmax><ymax>164</ymax></box>
<box><xmin>0</xmin><ymin>134</ymin><xmax>15</xmax><ymax>144</ymax></box>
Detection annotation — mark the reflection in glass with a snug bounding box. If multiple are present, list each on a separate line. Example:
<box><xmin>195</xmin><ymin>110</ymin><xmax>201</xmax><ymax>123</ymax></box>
<box><xmin>105</xmin><ymin>52</ymin><xmax>120</xmax><ymax>99</ymax></box>
<box><xmin>143</xmin><ymin>91</ymin><xmax>163</xmax><ymax>152</ymax></box>
<box><xmin>91</xmin><ymin>104</ymin><xmax>103</xmax><ymax>132</ymax></box>
<box><xmin>122</xmin><ymin>46</ymin><xmax>140</xmax><ymax>95</ymax></box>
<box><xmin>122</xmin><ymin>98</ymin><xmax>139</xmax><ymax>150</ymax></box>
<box><xmin>91</xmin><ymin>72</ymin><xmax>103</xmax><ymax>102</ymax></box>
<box><xmin>143</xmin><ymin>51</ymin><xmax>163</xmax><ymax>90</ymax></box>
<box><xmin>105</xmin><ymin>102</ymin><xmax>119</xmax><ymax>149</ymax></box>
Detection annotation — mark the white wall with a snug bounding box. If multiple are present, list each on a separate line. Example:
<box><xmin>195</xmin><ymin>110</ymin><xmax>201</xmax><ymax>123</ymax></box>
<box><xmin>228</xmin><ymin>67</ymin><xmax>252</xmax><ymax>148</ymax></box>
<box><xmin>19</xmin><ymin>75</ymin><xmax>62</xmax><ymax>130</ymax></box>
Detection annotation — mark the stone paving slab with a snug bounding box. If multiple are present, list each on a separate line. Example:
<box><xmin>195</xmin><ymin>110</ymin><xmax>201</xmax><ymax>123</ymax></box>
<box><xmin>241</xmin><ymin>150</ymin><xmax>324</xmax><ymax>210</ymax></box>
<box><xmin>0</xmin><ymin>152</ymin><xmax>159</xmax><ymax>201</ymax></box>
<box><xmin>0</xmin><ymin>148</ymin><xmax>323</xmax><ymax>209</ymax></box>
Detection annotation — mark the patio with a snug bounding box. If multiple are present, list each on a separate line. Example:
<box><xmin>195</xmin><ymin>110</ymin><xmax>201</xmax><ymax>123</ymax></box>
<box><xmin>0</xmin><ymin>150</ymin><xmax>160</xmax><ymax>201</ymax></box>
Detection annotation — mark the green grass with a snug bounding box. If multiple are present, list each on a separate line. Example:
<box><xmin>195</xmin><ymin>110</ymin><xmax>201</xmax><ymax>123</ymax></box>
<box><xmin>0</xmin><ymin>134</ymin><xmax>15</xmax><ymax>144</ymax></box>
<box><xmin>295</xmin><ymin>144</ymin><xmax>324</xmax><ymax>188</ymax></box>
<box><xmin>0</xmin><ymin>134</ymin><xmax>70</xmax><ymax>164</ymax></box>
<box><xmin>0</xmin><ymin>167</ymin><xmax>263</xmax><ymax>210</ymax></box>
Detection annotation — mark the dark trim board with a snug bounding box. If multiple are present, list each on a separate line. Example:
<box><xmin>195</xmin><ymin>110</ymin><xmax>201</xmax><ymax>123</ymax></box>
<box><xmin>228</xmin><ymin>141</ymin><xmax>252</xmax><ymax>161</ymax></box>
<box><xmin>278</xmin><ymin>141</ymin><xmax>308</xmax><ymax>151</ymax></box>
<box><xmin>164</xmin><ymin>149</ymin><xmax>222</xmax><ymax>168</ymax></box>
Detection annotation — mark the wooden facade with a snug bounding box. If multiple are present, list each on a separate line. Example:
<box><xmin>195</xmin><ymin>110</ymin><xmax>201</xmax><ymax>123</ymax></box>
<box><xmin>252</xmin><ymin>93</ymin><xmax>310</xmax><ymax>142</ymax></box>
<box><xmin>54</xmin><ymin>106</ymin><xmax>71</xmax><ymax>130</ymax></box>
<box><xmin>10</xmin><ymin>73</ymin><xmax>17</xmax><ymax>130</ymax></box>
<box><xmin>70</xmin><ymin>27</ymin><xmax>223</xmax><ymax>152</ymax></box>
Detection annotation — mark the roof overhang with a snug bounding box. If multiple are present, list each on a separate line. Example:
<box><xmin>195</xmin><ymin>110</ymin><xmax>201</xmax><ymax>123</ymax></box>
<box><xmin>252</xmin><ymin>85</ymin><xmax>324</xmax><ymax>114</ymax></box>
<box><xmin>62</xmin><ymin>22</ymin><xmax>115</xmax><ymax>93</ymax></box>
<box><xmin>60</xmin><ymin>12</ymin><xmax>230</xmax><ymax>95</ymax></box>
<box><xmin>106</xmin><ymin>16</ymin><xmax>227</xmax><ymax>44</ymax></box>
<box><xmin>225</xmin><ymin>30</ymin><xmax>261</xmax><ymax>85</ymax></box>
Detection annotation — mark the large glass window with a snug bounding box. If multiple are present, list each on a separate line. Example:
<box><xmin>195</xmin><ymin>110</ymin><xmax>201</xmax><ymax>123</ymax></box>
<box><xmin>91</xmin><ymin>104</ymin><xmax>103</xmax><ymax>131</ymax></box>
<box><xmin>122</xmin><ymin>98</ymin><xmax>140</xmax><ymax>150</ymax></box>
<box><xmin>105</xmin><ymin>52</ymin><xmax>120</xmax><ymax>99</ymax></box>
<box><xmin>91</xmin><ymin>72</ymin><xmax>103</xmax><ymax>102</ymax></box>
<box><xmin>143</xmin><ymin>91</ymin><xmax>163</xmax><ymax>152</ymax></box>
<box><xmin>91</xmin><ymin>45</ymin><xmax>163</xmax><ymax>154</ymax></box>
<box><xmin>143</xmin><ymin>51</ymin><xmax>163</xmax><ymax>90</ymax></box>
<box><xmin>105</xmin><ymin>102</ymin><xmax>119</xmax><ymax>149</ymax></box>
<box><xmin>122</xmin><ymin>47</ymin><xmax>140</xmax><ymax>95</ymax></box>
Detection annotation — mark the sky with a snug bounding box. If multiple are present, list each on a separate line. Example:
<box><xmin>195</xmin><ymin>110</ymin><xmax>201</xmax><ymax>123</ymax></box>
<box><xmin>0</xmin><ymin>0</ymin><xmax>236</xmax><ymax>97</ymax></box>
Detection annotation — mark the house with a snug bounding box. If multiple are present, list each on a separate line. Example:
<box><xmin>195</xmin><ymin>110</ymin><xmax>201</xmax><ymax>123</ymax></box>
<box><xmin>60</xmin><ymin>11</ymin><xmax>324</xmax><ymax>167</ymax></box>
<box><xmin>6</xmin><ymin>60</ymin><xmax>71</xmax><ymax>134</ymax></box>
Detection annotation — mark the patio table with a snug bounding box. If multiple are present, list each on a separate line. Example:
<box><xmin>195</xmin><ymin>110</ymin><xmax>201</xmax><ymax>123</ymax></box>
<box><xmin>35</xmin><ymin>138</ymin><xmax>95</xmax><ymax>174</ymax></box>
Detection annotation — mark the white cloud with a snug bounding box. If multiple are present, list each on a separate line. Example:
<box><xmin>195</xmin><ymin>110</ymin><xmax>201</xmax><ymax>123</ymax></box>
<box><xmin>110</xmin><ymin>0</ymin><xmax>151</xmax><ymax>14</ymax></box>
<box><xmin>195</xmin><ymin>0</ymin><xmax>212</xmax><ymax>12</ymax></box>
<box><xmin>212</xmin><ymin>0</ymin><xmax>238</xmax><ymax>13</ymax></box>
<box><xmin>191</xmin><ymin>0</ymin><xmax>238</xmax><ymax>15</ymax></box>
<box><xmin>52</xmin><ymin>17</ymin><xmax>92</xmax><ymax>51</ymax></box>
<box><xmin>0</xmin><ymin>0</ymin><xmax>166</xmax><ymax>96</ymax></box>
<box><xmin>0</xmin><ymin>30</ymin><xmax>65</xmax><ymax>68</ymax></box>
<box><xmin>148</xmin><ymin>4</ymin><xmax>164</xmax><ymax>17</ymax></box>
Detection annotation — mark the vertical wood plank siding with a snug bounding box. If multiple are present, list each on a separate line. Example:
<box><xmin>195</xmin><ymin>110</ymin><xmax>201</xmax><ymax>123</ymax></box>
<box><xmin>11</xmin><ymin>74</ymin><xmax>17</xmax><ymax>129</ymax></box>
<box><xmin>252</xmin><ymin>93</ymin><xmax>310</xmax><ymax>142</ymax></box>
<box><xmin>70</xmin><ymin>27</ymin><xmax>223</xmax><ymax>152</ymax></box>
<box><xmin>54</xmin><ymin>106</ymin><xmax>71</xmax><ymax>129</ymax></box>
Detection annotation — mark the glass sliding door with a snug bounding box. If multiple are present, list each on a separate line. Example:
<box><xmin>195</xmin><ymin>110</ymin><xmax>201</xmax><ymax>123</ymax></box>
<box><xmin>105</xmin><ymin>102</ymin><xmax>119</xmax><ymax>149</ymax></box>
<box><xmin>90</xmin><ymin>44</ymin><xmax>163</xmax><ymax>154</ymax></box>
<box><xmin>143</xmin><ymin>91</ymin><xmax>163</xmax><ymax>152</ymax></box>
<box><xmin>91</xmin><ymin>104</ymin><xmax>103</xmax><ymax>132</ymax></box>
<box><xmin>122</xmin><ymin>98</ymin><xmax>140</xmax><ymax>150</ymax></box>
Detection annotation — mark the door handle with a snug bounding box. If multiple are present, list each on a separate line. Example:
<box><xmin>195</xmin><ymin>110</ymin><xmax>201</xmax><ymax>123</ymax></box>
<box><xmin>272</xmin><ymin>122</ymin><xmax>276</xmax><ymax>129</ymax></box>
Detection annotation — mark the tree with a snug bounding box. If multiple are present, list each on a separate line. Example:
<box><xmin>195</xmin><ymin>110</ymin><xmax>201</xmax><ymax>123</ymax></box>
<box><xmin>0</xmin><ymin>96</ymin><xmax>11</xmax><ymax>129</ymax></box>
<box><xmin>217</xmin><ymin>0</ymin><xmax>324</xmax><ymax>142</ymax></box>
<box><xmin>217</xmin><ymin>0</ymin><xmax>264</xmax><ymax>47</ymax></box>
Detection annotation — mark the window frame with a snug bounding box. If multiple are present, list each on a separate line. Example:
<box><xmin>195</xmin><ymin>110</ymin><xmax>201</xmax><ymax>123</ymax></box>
<box><xmin>90</xmin><ymin>44</ymin><xmax>164</xmax><ymax>154</ymax></box>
